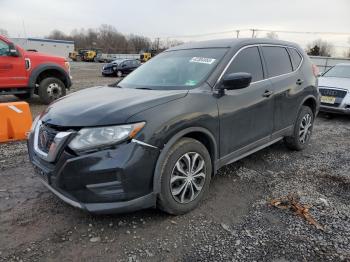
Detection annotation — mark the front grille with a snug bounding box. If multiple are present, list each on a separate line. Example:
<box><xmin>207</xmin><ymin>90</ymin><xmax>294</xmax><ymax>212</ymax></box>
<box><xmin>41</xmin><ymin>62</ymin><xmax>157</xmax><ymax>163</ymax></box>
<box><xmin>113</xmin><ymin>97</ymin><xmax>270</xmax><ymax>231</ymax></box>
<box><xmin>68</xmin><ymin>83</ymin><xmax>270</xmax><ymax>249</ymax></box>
<box><xmin>319</xmin><ymin>88</ymin><xmax>347</xmax><ymax>98</ymax></box>
<box><xmin>319</xmin><ymin>88</ymin><xmax>348</xmax><ymax>108</ymax></box>
<box><xmin>37</xmin><ymin>124</ymin><xmax>59</xmax><ymax>153</ymax></box>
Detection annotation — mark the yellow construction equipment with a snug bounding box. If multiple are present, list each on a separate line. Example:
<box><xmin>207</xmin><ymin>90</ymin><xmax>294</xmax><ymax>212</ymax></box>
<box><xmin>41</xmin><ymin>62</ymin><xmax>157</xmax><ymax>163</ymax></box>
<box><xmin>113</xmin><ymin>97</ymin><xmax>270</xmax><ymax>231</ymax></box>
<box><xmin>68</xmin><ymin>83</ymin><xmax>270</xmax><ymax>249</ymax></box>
<box><xmin>140</xmin><ymin>50</ymin><xmax>157</xmax><ymax>63</ymax></box>
<box><xmin>0</xmin><ymin>102</ymin><xmax>32</xmax><ymax>142</ymax></box>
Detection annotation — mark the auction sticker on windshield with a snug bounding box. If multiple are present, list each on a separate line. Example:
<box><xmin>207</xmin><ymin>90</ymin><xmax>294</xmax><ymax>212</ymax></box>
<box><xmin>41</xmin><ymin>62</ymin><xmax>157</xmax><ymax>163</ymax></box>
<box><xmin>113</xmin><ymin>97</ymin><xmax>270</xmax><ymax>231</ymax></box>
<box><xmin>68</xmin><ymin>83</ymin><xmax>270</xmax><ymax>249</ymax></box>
<box><xmin>190</xmin><ymin>57</ymin><xmax>216</xmax><ymax>64</ymax></box>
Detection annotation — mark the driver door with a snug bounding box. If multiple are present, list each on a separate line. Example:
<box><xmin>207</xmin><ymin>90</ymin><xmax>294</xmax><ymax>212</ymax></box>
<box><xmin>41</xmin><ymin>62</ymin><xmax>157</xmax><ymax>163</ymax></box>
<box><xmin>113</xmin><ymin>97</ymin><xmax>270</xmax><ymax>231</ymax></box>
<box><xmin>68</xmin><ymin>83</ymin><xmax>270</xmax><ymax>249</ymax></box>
<box><xmin>0</xmin><ymin>40</ymin><xmax>27</xmax><ymax>87</ymax></box>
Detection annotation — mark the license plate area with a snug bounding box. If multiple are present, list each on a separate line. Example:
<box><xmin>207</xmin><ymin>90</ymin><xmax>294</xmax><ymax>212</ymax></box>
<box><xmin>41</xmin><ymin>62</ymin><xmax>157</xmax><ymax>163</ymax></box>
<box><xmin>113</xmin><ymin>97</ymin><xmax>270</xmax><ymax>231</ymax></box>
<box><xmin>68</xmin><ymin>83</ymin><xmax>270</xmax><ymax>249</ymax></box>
<box><xmin>321</xmin><ymin>96</ymin><xmax>336</xmax><ymax>104</ymax></box>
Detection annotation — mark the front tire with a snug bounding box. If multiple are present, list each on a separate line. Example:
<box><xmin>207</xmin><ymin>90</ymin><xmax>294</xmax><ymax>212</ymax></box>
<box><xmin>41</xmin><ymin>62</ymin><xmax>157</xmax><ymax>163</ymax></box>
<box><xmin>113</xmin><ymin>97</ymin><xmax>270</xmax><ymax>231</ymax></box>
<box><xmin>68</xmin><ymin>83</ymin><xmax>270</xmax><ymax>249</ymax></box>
<box><xmin>117</xmin><ymin>70</ymin><xmax>123</xmax><ymax>77</ymax></box>
<box><xmin>38</xmin><ymin>77</ymin><xmax>66</xmax><ymax>105</ymax></box>
<box><xmin>157</xmin><ymin>138</ymin><xmax>212</xmax><ymax>215</ymax></box>
<box><xmin>284</xmin><ymin>106</ymin><xmax>314</xmax><ymax>151</ymax></box>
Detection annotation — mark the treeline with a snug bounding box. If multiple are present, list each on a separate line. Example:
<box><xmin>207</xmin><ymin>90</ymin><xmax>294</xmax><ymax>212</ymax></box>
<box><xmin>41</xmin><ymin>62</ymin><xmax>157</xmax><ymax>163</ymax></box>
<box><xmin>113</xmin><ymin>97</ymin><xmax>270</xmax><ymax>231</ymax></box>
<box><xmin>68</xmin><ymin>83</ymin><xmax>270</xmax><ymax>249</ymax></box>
<box><xmin>47</xmin><ymin>24</ymin><xmax>182</xmax><ymax>54</ymax></box>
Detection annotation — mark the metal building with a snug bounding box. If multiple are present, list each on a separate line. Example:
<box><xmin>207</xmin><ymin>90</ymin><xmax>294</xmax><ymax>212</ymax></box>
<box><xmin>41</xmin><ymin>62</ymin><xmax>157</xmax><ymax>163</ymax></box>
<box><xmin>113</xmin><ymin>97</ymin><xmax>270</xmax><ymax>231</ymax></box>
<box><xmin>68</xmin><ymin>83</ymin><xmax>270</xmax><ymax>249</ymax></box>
<box><xmin>10</xmin><ymin>38</ymin><xmax>74</xmax><ymax>58</ymax></box>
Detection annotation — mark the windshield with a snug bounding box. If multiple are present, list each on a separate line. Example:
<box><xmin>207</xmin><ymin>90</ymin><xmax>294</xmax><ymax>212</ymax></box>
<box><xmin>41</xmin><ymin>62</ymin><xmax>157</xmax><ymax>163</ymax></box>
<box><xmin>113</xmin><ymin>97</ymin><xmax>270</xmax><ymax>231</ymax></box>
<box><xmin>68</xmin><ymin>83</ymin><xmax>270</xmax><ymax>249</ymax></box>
<box><xmin>323</xmin><ymin>65</ymin><xmax>350</xmax><ymax>78</ymax></box>
<box><xmin>119</xmin><ymin>48</ymin><xmax>228</xmax><ymax>90</ymax></box>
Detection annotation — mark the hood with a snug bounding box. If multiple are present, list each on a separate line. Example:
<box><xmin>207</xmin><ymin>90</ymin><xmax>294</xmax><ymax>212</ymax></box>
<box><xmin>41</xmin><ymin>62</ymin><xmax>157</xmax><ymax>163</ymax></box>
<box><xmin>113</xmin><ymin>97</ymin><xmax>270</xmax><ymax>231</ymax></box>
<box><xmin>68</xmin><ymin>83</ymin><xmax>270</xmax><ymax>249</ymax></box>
<box><xmin>41</xmin><ymin>86</ymin><xmax>188</xmax><ymax>127</ymax></box>
<box><xmin>23</xmin><ymin>50</ymin><xmax>66</xmax><ymax>62</ymax></box>
<box><xmin>104</xmin><ymin>61</ymin><xmax>120</xmax><ymax>68</ymax></box>
<box><xmin>318</xmin><ymin>77</ymin><xmax>350</xmax><ymax>91</ymax></box>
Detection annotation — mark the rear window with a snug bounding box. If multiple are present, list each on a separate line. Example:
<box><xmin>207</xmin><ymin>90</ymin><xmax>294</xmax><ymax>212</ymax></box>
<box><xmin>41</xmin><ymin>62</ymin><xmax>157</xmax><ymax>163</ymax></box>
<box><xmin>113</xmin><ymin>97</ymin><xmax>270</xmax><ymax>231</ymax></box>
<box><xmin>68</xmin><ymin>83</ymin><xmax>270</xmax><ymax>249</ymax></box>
<box><xmin>262</xmin><ymin>46</ymin><xmax>293</xmax><ymax>77</ymax></box>
<box><xmin>289</xmin><ymin>48</ymin><xmax>303</xmax><ymax>70</ymax></box>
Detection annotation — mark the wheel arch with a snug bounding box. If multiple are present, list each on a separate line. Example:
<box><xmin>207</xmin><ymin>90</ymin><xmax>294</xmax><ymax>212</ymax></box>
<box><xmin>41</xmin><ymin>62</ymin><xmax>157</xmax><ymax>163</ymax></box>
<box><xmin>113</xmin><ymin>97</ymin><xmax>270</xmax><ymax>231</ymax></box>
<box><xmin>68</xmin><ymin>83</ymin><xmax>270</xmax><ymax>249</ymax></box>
<box><xmin>300</xmin><ymin>95</ymin><xmax>318</xmax><ymax>117</ymax></box>
<box><xmin>29</xmin><ymin>63</ymin><xmax>71</xmax><ymax>93</ymax></box>
<box><xmin>153</xmin><ymin>127</ymin><xmax>218</xmax><ymax>194</ymax></box>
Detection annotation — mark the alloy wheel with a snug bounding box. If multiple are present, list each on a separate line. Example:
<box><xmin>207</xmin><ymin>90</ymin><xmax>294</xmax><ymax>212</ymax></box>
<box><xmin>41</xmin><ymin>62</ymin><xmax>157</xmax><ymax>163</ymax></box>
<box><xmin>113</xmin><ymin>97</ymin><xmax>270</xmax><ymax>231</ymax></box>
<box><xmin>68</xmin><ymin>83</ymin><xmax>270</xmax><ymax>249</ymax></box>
<box><xmin>299</xmin><ymin>113</ymin><xmax>312</xmax><ymax>144</ymax></box>
<box><xmin>170</xmin><ymin>152</ymin><xmax>206</xmax><ymax>204</ymax></box>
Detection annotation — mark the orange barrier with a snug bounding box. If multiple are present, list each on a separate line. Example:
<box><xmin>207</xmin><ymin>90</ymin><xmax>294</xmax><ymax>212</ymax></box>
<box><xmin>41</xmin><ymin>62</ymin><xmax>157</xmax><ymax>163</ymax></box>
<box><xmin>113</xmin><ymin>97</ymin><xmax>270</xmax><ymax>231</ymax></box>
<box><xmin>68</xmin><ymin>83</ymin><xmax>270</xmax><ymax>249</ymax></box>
<box><xmin>0</xmin><ymin>102</ymin><xmax>32</xmax><ymax>142</ymax></box>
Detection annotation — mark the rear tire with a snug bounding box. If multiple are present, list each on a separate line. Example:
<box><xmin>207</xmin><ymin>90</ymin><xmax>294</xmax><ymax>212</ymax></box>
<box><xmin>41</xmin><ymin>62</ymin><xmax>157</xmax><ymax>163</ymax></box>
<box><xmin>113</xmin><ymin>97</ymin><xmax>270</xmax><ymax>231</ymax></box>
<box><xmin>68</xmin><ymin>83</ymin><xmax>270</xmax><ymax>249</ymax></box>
<box><xmin>157</xmin><ymin>138</ymin><xmax>212</xmax><ymax>215</ymax></box>
<box><xmin>284</xmin><ymin>106</ymin><xmax>314</xmax><ymax>151</ymax></box>
<box><xmin>38</xmin><ymin>77</ymin><xmax>66</xmax><ymax>105</ymax></box>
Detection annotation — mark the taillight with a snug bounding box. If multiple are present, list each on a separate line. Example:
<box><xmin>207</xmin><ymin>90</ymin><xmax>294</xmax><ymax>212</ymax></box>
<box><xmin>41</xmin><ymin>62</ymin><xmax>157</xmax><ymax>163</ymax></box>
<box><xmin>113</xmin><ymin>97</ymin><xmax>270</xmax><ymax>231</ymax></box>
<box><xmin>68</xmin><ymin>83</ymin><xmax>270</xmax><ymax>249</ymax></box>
<box><xmin>312</xmin><ymin>64</ymin><xmax>319</xmax><ymax>77</ymax></box>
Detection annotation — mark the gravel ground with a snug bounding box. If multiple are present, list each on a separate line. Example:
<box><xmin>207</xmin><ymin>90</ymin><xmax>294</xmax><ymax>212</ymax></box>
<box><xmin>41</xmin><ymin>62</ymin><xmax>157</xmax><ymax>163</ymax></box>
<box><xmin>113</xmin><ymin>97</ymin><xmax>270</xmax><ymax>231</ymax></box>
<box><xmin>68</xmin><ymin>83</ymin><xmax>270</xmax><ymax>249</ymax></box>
<box><xmin>0</xmin><ymin>62</ymin><xmax>349</xmax><ymax>262</ymax></box>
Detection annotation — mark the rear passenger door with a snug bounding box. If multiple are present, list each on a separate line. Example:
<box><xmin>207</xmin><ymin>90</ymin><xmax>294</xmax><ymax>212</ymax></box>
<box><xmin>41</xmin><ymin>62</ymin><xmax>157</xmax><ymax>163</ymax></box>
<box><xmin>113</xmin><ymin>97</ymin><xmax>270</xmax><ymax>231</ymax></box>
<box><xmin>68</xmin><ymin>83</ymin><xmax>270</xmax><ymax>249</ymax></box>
<box><xmin>218</xmin><ymin>46</ymin><xmax>275</xmax><ymax>159</ymax></box>
<box><xmin>260</xmin><ymin>46</ymin><xmax>304</xmax><ymax>134</ymax></box>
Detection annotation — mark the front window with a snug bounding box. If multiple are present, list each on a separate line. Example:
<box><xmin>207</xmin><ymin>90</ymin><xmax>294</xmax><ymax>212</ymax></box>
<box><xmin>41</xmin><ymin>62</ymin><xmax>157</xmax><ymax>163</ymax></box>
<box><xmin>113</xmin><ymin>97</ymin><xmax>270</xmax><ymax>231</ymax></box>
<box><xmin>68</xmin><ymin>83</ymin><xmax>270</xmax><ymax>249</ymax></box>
<box><xmin>119</xmin><ymin>48</ymin><xmax>228</xmax><ymax>90</ymax></box>
<box><xmin>0</xmin><ymin>40</ymin><xmax>10</xmax><ymax>56</ymax></box>
<box><xmin>323</xmin><ymin>65</ymin><xmax>350</xmax><ymax>78</ymax></box>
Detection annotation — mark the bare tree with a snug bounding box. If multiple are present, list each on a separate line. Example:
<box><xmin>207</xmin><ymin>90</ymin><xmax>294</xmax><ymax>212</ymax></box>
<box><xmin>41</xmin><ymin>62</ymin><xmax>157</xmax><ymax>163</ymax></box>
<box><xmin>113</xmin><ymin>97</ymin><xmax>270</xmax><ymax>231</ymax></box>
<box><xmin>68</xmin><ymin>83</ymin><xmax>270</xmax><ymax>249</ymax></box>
<box><xmin>0</xmin><ymin>28</ymin><xmax>8</xmax><ymax>36</ymax></box>
<box><xmin>306</xmin><ymin>39</ymin><xmax>334</xmax><ymax>57</ymax></box>
<box><xmin>46</xmin><ymin>24</ymin><xmax>182</xmax><ymax>54</ymax></box>
<box><xmin>266</xmin><ymin>31</ymin><xmax>278</xmax><ymax>39</ymax></box>
<box><xmin>162</xmin><ymin>39</ymin><xmax>184</xmax><ymax>49</ymax></box>
<box><xmin>128</xmin><ymin>34</ymin><xmax>151</xmax><ymax>53</ymax></box>
<box><xmin>47</xmin><ymin>29</ymin><xmax>68</xmax><ymax>40</ymax></box>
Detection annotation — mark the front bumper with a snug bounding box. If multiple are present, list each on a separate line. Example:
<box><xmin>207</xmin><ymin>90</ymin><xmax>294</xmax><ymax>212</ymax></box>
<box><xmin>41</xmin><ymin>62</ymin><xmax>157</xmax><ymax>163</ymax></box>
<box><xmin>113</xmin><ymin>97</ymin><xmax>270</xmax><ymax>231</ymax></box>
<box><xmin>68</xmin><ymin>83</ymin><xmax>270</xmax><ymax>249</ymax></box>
<box><xmin>319</xmin><ymin>87</ymin><xmax>350</xmax><ymax>115</ymax></box>
<box><xmin>27</xmin><ymin>128</ymin><xmax>160</xmax><ymax>214</ymax></box>
<box><xmin>320</xmin><ymin>105</ymin><xmax>350</xmax><ymax>115</ymax></box>
<box><xmin>101</xmin><ymin>67</ymin><xmax>115</xmax><ymax>76</ymax></box>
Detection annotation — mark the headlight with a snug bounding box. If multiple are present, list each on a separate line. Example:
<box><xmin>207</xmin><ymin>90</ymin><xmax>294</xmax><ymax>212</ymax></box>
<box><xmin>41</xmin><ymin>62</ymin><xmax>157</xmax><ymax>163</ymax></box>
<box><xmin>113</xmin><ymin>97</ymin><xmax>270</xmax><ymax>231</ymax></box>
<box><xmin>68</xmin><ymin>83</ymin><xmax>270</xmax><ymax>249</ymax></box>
<box><xmin>68</xmin><ymin>122</ymin><xmax>145</xmax><ymax>152</ymax></box>
<box><xmin>30</xmin><ymin>115</ymin><xmax>40</xmax><ymax>132</ymax></box>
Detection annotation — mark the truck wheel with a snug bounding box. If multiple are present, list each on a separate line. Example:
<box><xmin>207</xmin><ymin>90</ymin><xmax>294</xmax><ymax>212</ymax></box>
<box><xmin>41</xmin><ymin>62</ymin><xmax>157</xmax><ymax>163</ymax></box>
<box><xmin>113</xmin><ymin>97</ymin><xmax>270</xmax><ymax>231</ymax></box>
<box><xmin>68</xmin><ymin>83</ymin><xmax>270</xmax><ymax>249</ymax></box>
<box><xmin>157</xmin><ymin>138</ymin><xmax>212</xmax><ymax>215</ymax></box>
<box><xmin>284</xmin><ymin>106</ymin><xmax>314</xmax><ymax>151</ymax></box>
<box><xmin>15</xmin><ymin>93</ymin><xmax>31</xmax><ymax>100</ymax></box>
<box><xmin>38</xmin><ymin>77</ymin><xmax>66</xmax><ymax>105</ymax></box>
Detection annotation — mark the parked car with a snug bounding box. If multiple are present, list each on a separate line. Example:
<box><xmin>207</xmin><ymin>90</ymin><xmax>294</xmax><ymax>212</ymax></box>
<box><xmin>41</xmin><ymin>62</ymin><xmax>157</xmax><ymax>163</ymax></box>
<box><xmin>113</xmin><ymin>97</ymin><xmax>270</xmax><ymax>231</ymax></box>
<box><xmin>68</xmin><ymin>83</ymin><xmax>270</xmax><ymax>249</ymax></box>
<box><xmin>27</xmin><ymin>38</ymin><xmax>319</xmax><ymax>215</ymax></box>
<box><xmin>102</xmin><ymin>58</ymin><xmax>141</xmax><ymax>77</ymax></box>
<box><xmin>318</xmin><ymin>63</ymin><xmax>350</xmax><ymax>115</ymax></box>
<box><xmin>0</xmin><ymin>34</ymin><xmax>71</xmax><ymax>104</ymax></box>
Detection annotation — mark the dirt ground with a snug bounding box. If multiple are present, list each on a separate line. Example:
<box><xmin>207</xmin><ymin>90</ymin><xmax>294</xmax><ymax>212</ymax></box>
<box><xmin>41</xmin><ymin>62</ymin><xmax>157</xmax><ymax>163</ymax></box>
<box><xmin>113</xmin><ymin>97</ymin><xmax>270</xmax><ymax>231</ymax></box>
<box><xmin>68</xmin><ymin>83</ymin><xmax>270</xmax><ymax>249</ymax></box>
<box><xmin>0</xmin><ymin>62</ymin><xmax>349</xmax><ymax>262</ymax></box>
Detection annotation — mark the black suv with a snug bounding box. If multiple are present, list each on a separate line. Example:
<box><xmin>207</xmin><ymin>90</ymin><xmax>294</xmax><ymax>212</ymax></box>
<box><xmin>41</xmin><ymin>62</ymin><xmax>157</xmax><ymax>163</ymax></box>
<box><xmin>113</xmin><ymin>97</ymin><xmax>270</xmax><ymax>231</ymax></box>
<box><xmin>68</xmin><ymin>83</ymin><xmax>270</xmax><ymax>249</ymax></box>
<box><xmin>102</xmin><ymin>58</ymin><xmax>141</xmax><ymax>77</ymax></box>
<box><xmin>28</xmin><ymin>39</ymin><xmax>319</xmax><ymax>215</ymax></box>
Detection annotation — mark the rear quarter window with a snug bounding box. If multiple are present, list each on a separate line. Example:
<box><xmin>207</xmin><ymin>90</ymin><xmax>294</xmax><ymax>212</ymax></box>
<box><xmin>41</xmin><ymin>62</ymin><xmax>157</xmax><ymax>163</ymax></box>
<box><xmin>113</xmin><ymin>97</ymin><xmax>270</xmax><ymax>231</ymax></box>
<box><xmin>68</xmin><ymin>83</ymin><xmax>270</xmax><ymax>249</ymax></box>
<box><xmin>288</xmin><ymin>48</ymin><xmax>303</xmax><ymax>70</ymax></box>
<box><xmin>262</xmin><ymin>46</ymin><xmax>293</xmax><ymax>77</ymax></box>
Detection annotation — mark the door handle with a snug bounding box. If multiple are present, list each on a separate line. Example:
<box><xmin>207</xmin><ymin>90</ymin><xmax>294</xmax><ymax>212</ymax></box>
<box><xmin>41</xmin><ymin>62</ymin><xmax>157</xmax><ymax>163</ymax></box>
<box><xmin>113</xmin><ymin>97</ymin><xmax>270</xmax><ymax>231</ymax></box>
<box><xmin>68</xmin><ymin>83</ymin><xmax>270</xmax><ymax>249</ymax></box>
<box><xmin>296</xmin><ymin>79</ymin><xmax>304</xmax><ymax>85</ymax></box>
<box><xmin>263</xmin><ymin>90</ymin><xmax>274</xmax><ymax>98</ymax></box>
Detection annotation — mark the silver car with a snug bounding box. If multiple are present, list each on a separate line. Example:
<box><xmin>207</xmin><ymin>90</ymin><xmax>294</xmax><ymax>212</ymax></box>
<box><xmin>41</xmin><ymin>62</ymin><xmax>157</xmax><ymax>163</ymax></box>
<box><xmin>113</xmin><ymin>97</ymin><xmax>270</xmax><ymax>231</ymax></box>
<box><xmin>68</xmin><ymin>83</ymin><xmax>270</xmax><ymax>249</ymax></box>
<box><xmin>318</xmin><ymin>63</ymin><xmax>350</xmax><ymax>115</ymax></box>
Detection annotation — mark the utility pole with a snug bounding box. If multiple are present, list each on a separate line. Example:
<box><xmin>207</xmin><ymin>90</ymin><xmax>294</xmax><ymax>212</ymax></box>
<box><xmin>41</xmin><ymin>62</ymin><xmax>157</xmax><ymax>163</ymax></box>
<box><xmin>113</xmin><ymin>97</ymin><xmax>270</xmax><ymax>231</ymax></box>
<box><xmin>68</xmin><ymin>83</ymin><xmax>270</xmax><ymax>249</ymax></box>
<box><xmin>251</xmin><ymin>29</ymin><xmax>256</xmax><ymax>38</ymax></box>
<box><xmin>236</xmin><ymin>30</ymin><xmax>240</xmax><ymax>38</ymax></box>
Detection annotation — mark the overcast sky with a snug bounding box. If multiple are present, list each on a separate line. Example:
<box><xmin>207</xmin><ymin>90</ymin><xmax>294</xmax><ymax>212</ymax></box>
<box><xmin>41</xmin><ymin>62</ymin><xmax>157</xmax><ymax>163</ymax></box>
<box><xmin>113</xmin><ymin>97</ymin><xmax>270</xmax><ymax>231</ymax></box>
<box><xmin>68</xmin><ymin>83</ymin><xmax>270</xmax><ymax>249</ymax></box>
<box><xmin>1</xmin><ymin>0</ymin><xmax>349</xmax><ymax>52</ymax></box>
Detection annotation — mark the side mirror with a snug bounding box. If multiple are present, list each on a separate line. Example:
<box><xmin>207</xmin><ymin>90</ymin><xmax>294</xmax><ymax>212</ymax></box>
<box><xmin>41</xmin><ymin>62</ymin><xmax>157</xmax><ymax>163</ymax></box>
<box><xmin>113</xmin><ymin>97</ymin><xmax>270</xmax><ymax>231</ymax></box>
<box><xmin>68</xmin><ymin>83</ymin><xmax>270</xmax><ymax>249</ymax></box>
<box><xmin>220</xmin><ymin>72</ymin><xmax>252</xmax><ymax>90</ymax></box>
<box><xmin>8</xmin><ymin>43</ymin><xmax>19</xmax><ymax>57</ymax></box>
